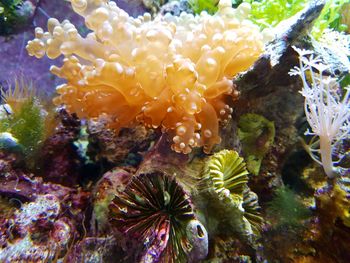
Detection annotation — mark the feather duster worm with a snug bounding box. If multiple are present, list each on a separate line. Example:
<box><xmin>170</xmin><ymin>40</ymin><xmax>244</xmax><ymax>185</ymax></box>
<box><xmin>109</xmin><ymin>172</ymin><xmax>208</xmax><ymax>263</ymax></box>
<box><xmin>26</xmin><ymin>0</ymin><xmax>264</xmax><ymax>153</ymax></box>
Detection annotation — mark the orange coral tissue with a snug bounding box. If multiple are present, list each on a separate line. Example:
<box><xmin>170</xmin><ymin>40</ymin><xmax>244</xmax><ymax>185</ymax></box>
<box><xmin>26</xmin><ymin>0</ymin><xmax>264</xmax><ymax>154</ymax></box>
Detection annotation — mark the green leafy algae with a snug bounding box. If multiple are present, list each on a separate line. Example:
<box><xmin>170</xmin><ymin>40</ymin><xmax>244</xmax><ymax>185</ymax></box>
<box><xmin>312</xmin><ymin>0</ymin><xmax>349</xmax><ymax>38</ymax></box>
<box><xmin>244</xmin><ymin>0</ymin><xmax>307</xmax><ymax>28</ymax></box>
<box><xmin>188</xmin><ymin>0</ymin><xmax>219</xmax><ymax>14</ymax></box>
<box><xmin>243</xmin><ymin>0</ymin><xmax>348</xmax><ymax>39</ymax></box>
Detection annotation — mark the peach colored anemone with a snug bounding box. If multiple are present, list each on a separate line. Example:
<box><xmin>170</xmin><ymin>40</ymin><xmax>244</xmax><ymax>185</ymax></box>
<box><xmin>27</xmin><ymin>0</ymin><xmax>264</xmax><ymax>154</ymax></box>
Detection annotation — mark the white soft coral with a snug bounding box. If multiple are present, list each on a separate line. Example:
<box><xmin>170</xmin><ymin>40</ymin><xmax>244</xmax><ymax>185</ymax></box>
<box><xmin>289</xmin><ymin>46</ymin><xmax>350</xmax><ymax>177</ymax></box>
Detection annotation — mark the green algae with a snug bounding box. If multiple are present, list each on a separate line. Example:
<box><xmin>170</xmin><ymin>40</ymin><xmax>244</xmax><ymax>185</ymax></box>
<box><xmin>188</xmin><ymin>0</ymin><xmax>219</xmax><ymax>14</ymax></box>
<box><xmin>267</xmin><ymin>186</ymin><xmax>311</xmax><ymax>229</ymax></box>
<box><xmin>244</xmin><ymin>0</ymin><xmax>306</xmax><ymax>28</ymax></box>
<box><xmin>238</xmin><ymin>113</ymin><xmax>275</xmax><ymax>176</ymax></box>
<box><xmin>0</xmin><ymin>81</ymin><xmax>45</xmax><ymax>163</ymax></box>
<box><xmin>0</xmin><ymin>98</ymin><xmax>44</xmax><ymax>158</ymax></box>
<box><xmin>243</xmin><ymin>0</ymin><xmax>348</xmax><ymax>38</ymax></box>
<box><xmin>312</xmin><ymin>0</ymin><xmax>349</xmax><ymax>38</ymax></box>
<box><xmin>8</xmin><ymin>98</ymin><xmax>44</xmax><ymax>157</ymax></box>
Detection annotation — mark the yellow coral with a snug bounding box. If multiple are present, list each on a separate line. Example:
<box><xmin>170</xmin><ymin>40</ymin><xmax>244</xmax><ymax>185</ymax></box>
<box><xmin>318</xmin><ymin>185</ymin><xmax>350</xmax><ymax>227</ymax></box>
<box><xmin>26</xmin><ymin>0</ymin><xmax>264</xmax><ymax>154</ymax></box>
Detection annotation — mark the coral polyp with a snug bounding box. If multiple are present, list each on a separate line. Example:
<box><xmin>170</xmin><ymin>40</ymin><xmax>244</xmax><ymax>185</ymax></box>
<box><xmin>109</xmin><ymin>171</ymin><xmax>204</xmax><ymax>263</ymax></box>
<box><xmin>201</xmin><ymin>150</ymin><xmax>262</xmax><ymax>236</ymax></box>
<box><xmin>26</xmin><ymin>0</ymin><xmax>264</xmax><ymax>154</ymax></box>
<box><xmin>205</xmin><ymin>149</ymin><xmax>249</xmax><ymax>196</ymax></box>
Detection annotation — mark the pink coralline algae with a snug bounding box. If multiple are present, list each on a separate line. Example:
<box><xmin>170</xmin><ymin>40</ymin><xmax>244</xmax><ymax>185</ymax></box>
<box><xmin>0</xmin><ymin>152</ymin><xmax>90</xmax><ymax>262</ymax></box>
<box><xmin>0</xmin><ymin>194</ymin><xmax>75</xmax><ymax>262</ymax></box>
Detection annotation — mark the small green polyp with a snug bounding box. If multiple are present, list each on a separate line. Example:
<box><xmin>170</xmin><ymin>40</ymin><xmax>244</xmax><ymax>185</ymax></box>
<box><xmin>238</xmin><ymin>113</ymin><xmax>275</xmax><ymax>176</ymax></box>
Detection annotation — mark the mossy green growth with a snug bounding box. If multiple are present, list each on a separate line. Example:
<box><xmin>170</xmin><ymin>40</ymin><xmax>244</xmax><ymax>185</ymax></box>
<box><xmin>0</xmin><ymin>98</ymin><xmax>44</xmax><ymax>158</ymax></box>
<box><xmin>188</xmin><ymin>0</ymin><xmax>219</xmax><ymax>14</ymax></box>
<box><xmin>238</xmin><ymin>113</ymin><xmax>275</xmax><ymax>176</ymax></box>
<box><xmin>267</xmin><ymin>186</ymin><xmax>311</xmax><ymax>229</ymax></box>
<box><xmin>1</xmin><ymin>80</ymin><xmax>45</xmax><ymax>161</ymax></box>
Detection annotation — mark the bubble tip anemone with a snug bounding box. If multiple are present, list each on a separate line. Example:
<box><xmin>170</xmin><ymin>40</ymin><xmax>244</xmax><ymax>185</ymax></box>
<box><xmin>26</xmin><ymin>0</ymin><xmax>264</xmax><ymax>154</ymax></box>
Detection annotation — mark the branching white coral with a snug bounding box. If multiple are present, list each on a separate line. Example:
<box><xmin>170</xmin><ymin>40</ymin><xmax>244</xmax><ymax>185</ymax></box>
<box><xmin>289</xmin><ymin>46</ymin><xmax>350</xmax><ymax>177</ymax></box>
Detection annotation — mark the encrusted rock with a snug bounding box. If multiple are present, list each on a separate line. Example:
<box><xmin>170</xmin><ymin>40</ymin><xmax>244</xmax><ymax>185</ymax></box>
<box><xmin>0</xmin><ymin>195</ymin><xmax>76</xmax><ymax>262</ymax></box>
<box><xmin>87</xmin><ymin>120</ymin><xmax>157</xmax><ymax>166</ymax></box>
<box><xmin>92</xmin><ymin>168</ymin><xmax>133</xmax><ymax>235</ymax></box>
<box><xmin>38</xmin><ymin>109</ymin><xmax>82</xmax><ymax>186</ymax></box>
